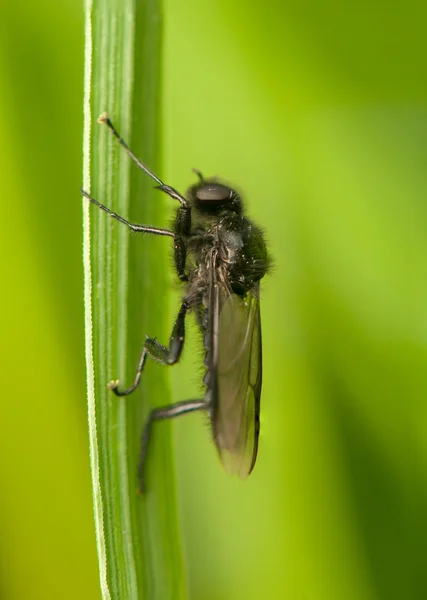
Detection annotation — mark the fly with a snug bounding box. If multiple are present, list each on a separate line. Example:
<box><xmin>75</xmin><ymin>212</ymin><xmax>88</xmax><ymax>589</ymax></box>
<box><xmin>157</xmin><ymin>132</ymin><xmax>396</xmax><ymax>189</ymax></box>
<box><xmin>82</xmin><ymin>113</ymin><xmax>271</xmax><ymax>491</ymax></box>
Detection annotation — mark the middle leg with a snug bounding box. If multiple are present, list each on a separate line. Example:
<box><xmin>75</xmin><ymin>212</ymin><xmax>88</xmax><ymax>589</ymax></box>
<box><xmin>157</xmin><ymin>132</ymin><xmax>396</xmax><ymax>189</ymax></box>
<box><xmin>109</xmin><ymin>300</ymin><xmax>189</xmax><ymax>396</ymax></box>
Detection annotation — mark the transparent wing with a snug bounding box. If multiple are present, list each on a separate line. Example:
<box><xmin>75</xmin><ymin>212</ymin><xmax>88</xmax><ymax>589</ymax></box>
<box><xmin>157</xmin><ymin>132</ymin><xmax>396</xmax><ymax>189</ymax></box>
<box><xmin>211</xmin><ymin>285</ymin><xmax>262</xmax><ymax>479</ymax></box>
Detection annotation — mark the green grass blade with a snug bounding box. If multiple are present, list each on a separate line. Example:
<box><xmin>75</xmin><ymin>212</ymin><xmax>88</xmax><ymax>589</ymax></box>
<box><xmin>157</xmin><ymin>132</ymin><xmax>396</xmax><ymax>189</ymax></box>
<box><xmin>83</xmin><ymin>1</ymin><xmax>186</xmax><ymax>598</ymax></box>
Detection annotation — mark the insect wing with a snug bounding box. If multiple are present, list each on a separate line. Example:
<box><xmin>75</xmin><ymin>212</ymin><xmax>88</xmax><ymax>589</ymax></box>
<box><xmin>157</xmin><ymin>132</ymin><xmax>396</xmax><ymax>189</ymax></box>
<box><xmin>213</xmin><ymin>285</ymin><xmax>262</xmax><ymax>478</ymax></box>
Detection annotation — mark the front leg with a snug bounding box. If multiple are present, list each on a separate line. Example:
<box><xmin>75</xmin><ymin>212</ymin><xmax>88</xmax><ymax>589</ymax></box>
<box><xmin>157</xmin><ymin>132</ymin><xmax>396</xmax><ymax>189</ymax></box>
<box><xmin>81</xmin><ymin>189</ymin><xmax>174</xmax><ymax>238</ymax></box>
<box><xmin>109</xmin><ymin>301</ymin><xmax>189</xmax><ymax>396</ymax></box>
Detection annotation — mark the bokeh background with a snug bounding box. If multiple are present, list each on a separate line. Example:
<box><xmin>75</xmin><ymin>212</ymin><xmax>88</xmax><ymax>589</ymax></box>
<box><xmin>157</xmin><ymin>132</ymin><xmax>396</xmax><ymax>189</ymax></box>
<box><xmin>1</xmin><ymin>1</ymin><xmax>426</xmax><ymax>599</ymax></box>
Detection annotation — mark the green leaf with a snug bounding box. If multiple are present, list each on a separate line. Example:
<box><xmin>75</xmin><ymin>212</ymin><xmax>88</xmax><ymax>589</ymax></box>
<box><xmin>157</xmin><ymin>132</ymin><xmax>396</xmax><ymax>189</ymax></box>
<box><xmin>83</xmin><ymin>1</ymin><xmax>186</xmax><ymax>598</ymax></box>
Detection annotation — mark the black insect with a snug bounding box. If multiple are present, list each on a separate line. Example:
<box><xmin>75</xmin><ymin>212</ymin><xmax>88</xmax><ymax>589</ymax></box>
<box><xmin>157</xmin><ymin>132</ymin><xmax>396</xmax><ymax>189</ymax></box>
<box><xmin>82</xmin><ymin>113</ymin><xmax>271</xmax><ymax>491</ymax></box>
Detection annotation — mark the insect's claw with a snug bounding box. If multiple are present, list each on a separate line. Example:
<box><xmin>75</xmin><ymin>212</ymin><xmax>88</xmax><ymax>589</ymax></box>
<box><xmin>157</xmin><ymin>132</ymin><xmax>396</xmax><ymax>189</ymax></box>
<box><xmin>97</xmin><ymin>111</ymin><xmax>109</xmax><ymax>124</ymax></box>
<box><xmin>107</xmin><ymin>379</ymin><xmax>120</xmax><ymax>392</ymax></box>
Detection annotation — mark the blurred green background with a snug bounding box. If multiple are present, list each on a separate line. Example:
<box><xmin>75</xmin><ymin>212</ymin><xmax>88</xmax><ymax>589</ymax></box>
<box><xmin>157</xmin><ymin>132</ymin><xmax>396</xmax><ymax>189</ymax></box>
<box><xmin>1</xmin><ymin>1</ymin><xmax>426</xmax><ymax>599</ymax></box>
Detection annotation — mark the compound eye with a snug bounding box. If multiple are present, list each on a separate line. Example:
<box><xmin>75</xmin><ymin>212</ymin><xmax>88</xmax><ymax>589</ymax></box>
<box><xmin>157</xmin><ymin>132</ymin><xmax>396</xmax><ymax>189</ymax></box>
<box><xmin>195</xmin><ymin>184</ymin><xmax>233</xmax><ymax>203</ymax></box>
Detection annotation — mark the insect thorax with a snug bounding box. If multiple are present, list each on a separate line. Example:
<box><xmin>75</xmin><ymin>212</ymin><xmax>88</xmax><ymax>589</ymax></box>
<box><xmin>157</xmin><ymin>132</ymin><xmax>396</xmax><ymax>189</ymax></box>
<box><xmin>187</xmin><ymin>212</ymin><xmax>269</xmax><ymax>298</ymax></box>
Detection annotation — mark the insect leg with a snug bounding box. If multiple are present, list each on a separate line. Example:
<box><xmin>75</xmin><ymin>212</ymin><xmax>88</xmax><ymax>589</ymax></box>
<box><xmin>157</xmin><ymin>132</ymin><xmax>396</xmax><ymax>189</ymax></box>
<box><xmin>139</xmin><ymin>399</ymin><xmax>206</xmax><ymax>492</ymax></box>
<box><xmin>173</xmin><ymin>205</ymin><xmax>191</xmax><ymax>281</ymax></box>
<box><xmin>81</xmin><ymin>189</ymin><xmax>174</xmax><ymax>237</ymax></box>
<box><xmin>109</xmin><ymin>301</ymin><xmax>189</xmax><ymax>396</ymax></box>
<box><xmin>98</xmin><ymin>112</ymin><xmax>188</xmax><ymax>208</ymax></box>
<box><xmin>97</xmin><ymin>113</ymin><xmax>193</xmax><ymax>279</ymax></box>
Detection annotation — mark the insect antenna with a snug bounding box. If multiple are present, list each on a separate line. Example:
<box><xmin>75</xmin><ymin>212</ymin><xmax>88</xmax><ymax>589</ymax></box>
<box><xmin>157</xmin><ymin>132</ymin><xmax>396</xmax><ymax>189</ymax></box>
<box><xmin>192</xmin><ymin>168</ymin><xmax>205</xmax><ymax>183</ymax></box>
